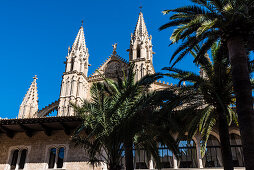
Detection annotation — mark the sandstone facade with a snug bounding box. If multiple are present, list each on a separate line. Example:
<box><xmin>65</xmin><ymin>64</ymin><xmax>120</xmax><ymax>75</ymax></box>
<box><xmin>0</xmin><ymin>131</ymin><xmax>105</xmax><ymax>170</ymax></box>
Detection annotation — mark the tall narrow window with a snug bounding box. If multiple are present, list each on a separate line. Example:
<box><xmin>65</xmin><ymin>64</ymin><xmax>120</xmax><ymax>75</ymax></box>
<box><xmin>146</xmin><ymin>47</ymin><xmax>150</xmax><ymax>60</ymax></box>
<box><xmin>57</xmin><ymin>147</ymin><xmax>64</xmax><ymax>168</ymax></box>
<box><xmin>179</xmin><ymin>138</ymin><xmax>197</xmax><ymax>168</ymax></box>
<box><xmin>137</xmin><ymin>46</ymin><xmax>141</xmax><ymax>59</ymax></box>
<box><xmin>48</xmin><ymin>148</ymin><xmax>56</xmax><ymax>168</ymax></box>
<box><xmin>158</xmin><ymin>143</ymin><xmax>173</xmax><ymax>168</ymax></box>
<box><xmin>140</xmin><ymin>64</ymin><xmax>144</xmax><ymax>78</ymax></box>
<box><xmin>70</xmin><ymin>58</ymin><xmax>74</xmax><ymax>71</ymax></box>
<box><xmin>230</xmin><ymin>134</ymin><xmax>244</xmax><ymax>167</ymax></box>
<box><xmin>10</xmin><ymin>150</ymin><xmax>19</xmax><ymax>170</ymax></box>
<box><xmin>9</xmin><ymin>148</ymin><xmax>29</xmax><ymax>170</ymax></box>
<box><xmin>19</xmin><ymin>149</ymin><xmax>27</xmax><ymax>169</ymax></box>
<box><xmin>203</xmin><ymin>135</ymin><xmax>222</xmax><ymax>167</ymax></box>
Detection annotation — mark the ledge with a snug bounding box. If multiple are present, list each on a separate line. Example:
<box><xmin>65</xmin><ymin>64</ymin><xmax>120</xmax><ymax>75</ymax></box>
<box><xmin>0</xmin><ymin>116</ymin><xmax>82</xmax><ymax>138</ymax></box>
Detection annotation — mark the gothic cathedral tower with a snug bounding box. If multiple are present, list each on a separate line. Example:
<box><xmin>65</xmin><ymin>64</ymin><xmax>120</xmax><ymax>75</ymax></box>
<box><xmin>58</xmin><ymin>25</ymin><xmax>89</xmax><ymax>116</ymax></box>
<box><xmin>128</xmin><ymin>11</ymin><xmax>155</xmax><ymax>81</ymax></box>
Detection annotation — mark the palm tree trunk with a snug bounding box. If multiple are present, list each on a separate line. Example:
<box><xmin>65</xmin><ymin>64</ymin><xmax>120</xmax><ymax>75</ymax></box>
<box><xmin>227</xmin><ymin>36</ymin><xmax>254</xmax><ymax>169</ymax></box>
<box><xmin>217</xmin><ymin>107</ymin><xmax>234</xmax><ymax>170</ymax></box>
<box><xmin>124</xmin><ymin>138</ymin><xmax>134</xmax><ymax>170</ymax></box>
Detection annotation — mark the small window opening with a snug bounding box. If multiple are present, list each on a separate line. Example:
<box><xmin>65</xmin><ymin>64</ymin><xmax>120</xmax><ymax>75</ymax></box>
<box><xmin>10</xmin><ymin>150</ymin><xmax>19</xmax><ymax>170</ymax></box>
<box><xmin>137</xmin><ymin>46</ymin><xmax>141</xmax><ymax>59</ymax></box>
<box><xmin>48</xmin><ymin>148</ymin><xmax>56</xmax><ymax>168</ymax></box>
<box><xmin>70</xmin><ymin>58</ymin><xmax>74</xmax><ymax>71</ymax></box>
<box><xmin>141</xmin><ymin>64</ymin><xmax>144</xmax><ymax>78</ymax></box>
<box><xmin>57</xmin><ymin>147</ymin><xmax>64</xmax><ymax>168</ymax></box>
<box><xmin>48</xmin><ymin>147</ymin><xmax>65</xmax><ymax>169</ymax></box>
<box><xmin>19</xmin><ymin>149</ymin><xmax>27</xmax><ymax>169</ymax></box>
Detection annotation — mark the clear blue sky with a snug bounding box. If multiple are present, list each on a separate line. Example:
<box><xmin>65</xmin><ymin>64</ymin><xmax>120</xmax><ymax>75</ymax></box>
<box><xmin>0</xmin><ymin>0</ymin><xmax>197</xmax><ymax>118</ymax></box>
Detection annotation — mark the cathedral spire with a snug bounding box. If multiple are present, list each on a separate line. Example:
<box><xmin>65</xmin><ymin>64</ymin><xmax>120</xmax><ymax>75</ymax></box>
<box><xmin>70</xmin><ymin>25</ymin><xmax>88</xmax><ymax>54</ymax></box>
<box><xmin>18</xmin><ymin>75</ymin><xmax>39</xmax><ymax>118</ymax></box>
<box><xmin>128</xmin><ymin>11</ymin><xmax>155</xmax><ymax>81</ymax></box>
<box><xmin>58</xmin><ymin>25</ymin><xmax>90</xmax><ymax>116</ymax></box>
<box><xmin>134</xmin><ymin>11</ymin><xmax>148</xmax><ymax>38</ymax></box>
<box><xmin>65</xmin><ymin>24</ymin><xmax>89</xmax><ymax>76</ymax></box>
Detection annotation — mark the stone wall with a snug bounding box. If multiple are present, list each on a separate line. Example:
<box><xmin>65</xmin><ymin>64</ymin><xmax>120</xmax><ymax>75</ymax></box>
<box><xmin>0</xmin><ymin>130</ymin><xmax>102</xmax><ymax>170</ymax></box>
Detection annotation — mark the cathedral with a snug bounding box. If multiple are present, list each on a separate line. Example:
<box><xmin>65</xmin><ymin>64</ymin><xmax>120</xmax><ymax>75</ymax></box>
<box><xmin>0</xmin><ymin>12</ymin><xmax>244</xmax><ymax>170</ymax></box>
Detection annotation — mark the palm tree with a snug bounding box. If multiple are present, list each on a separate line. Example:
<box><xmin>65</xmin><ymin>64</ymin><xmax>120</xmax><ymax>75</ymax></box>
<box><xmin>72</xmin><ymin>82</ymin><xmax>124</xmax><ymax>170</ymax></box>
<box><xmin>102</xmin><ymin>64</ymin><xmax>180</xmax><ymax>170</ymax></box>
<box><xmin>160</xmin><ymin>1</ymin><xmax>254</xmax><ymax>168</ymax></box>
<box><xmin>72</xmin><ymin>65</ymin><xmax>179</xmax><ymax>170</ymax></box>
<box><xmin>163</xmin><ymin>43</ymin><xmax>238</xmax><ymax>169</ymax></box>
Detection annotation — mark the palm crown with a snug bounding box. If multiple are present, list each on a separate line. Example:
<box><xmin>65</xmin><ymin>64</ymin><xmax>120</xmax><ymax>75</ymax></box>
<box><xmin>72</xmin><ymin>64</ymin><xmax>180</xmax><ymax>170</ymax></box>
<box><xmin>160</xmin><ymin>0</ymin><xmax>254</xmax><ymax>66</ymax></box>
<box><xmin>163</xmin><ymin>43</ymin><xmax>237</xmax><ymax>158</ymax></box>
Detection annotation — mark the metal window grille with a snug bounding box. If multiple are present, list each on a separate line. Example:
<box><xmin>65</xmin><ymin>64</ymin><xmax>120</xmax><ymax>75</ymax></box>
<box><xmin>203</xmin><ymin>145</ymin><xmax>244</xmax><ymax>167</ymax></box>
<box><xmin>178</xmin><ymin>146</ymin><xmax>197</xmax><ymax>168</ymax></box>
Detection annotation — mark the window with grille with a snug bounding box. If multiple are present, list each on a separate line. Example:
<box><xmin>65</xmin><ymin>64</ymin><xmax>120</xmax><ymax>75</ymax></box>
<box><xmin>203</xmin><ymin>135</ymin><xmax>222</xmax><ymax>167</ymax></box>
<box><xmin>178</xmin><ymin>139</ymin><xmax>197</xmax><ymax>168</ymax></box>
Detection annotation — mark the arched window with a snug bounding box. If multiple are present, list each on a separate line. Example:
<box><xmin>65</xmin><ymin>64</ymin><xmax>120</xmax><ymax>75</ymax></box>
<box><xmin>57</xmin><ymin>147</ymin><xmax>65</xmax><ymax>168</ymax></box>
<box><xmin>178</xmin><ymin>138</ymin><xmax>197</xmax><ymax>168</ymax></box>
<box><xmin>140</xmin><ymin>64</ymin><xmax>144</xmax><ymax>78</ymax></box>
<box><xmin>10</xmin><ymin>150</ymin><xmax>19</xmax><ymax>170</ymax></box>
<box><xmin>48</xmin><ymin>147</ymin><xmax>65</xmax><ymax>169</ymax></box>
<box><xmin>19</xmin><ymin>149</ymin><xmax>27</xmax><ymax>169</ymax></box>
<box><xmin>157</xmin><ymin>143</ymin><xmax>173</xmax><ymax>168</ymax></box>
<box><xmin>134</xmin><ymin>149</ymin><xmax>148</xmax><ymax>169</ymax></box>
<box><xmin>230</xmin><ymin>134</ymin><xmax>244</xmax><ymax>167</ymax></box>
<box><xmin>129</xmin><ymin>49</ymin><xmax>133</xmax><ymax>60</ymax></box>
<box><xmin>10</xmin><ymin>149</ymin><xmax>28</xmax><ymax>170</ymax></box>
<box><xmin>48</xmin><ymin>148</ymin><xmax>57</xmax><ymax>168</ymax></box>
<box><xmin>70</xmin><ymin>58</ymin><xmax>74</xmax><ymax>71</ymax></box>
<box><xmin>203</xmin><ymin>135</ymin><xmax>222</xmax><ymax>167</ymax></box>
<box><xmin>137</xmin><ymin>46</ymin><xmax>141</xmax><ymax>59</ymax></box>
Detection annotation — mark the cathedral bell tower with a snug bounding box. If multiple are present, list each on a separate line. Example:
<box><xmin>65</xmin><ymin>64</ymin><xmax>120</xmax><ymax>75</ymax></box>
<box><xmin>58</xmin><ymin>24</ymin><xmax>90</xmax><ymax>116</ymax></box>
<box><xmin>128</xmin><ymin>11</ymin><xmax>155</xmax><ymax>81</ymax></box>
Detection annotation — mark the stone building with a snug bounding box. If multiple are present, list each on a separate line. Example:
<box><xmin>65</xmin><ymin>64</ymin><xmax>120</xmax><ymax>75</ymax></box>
<box><xmin>0</xmin><ymin>12</ymin><xmax>244</xmax><ymax>170</ymax></box>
